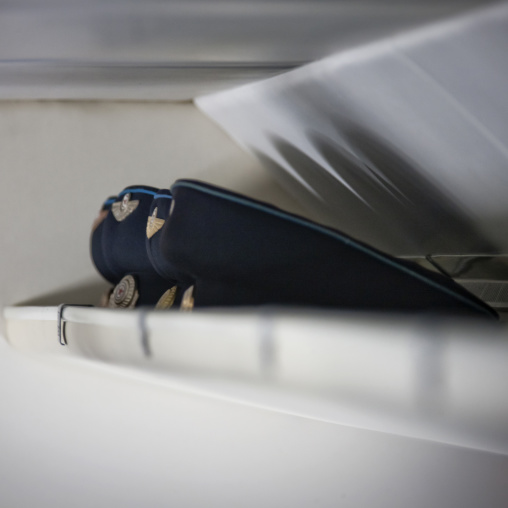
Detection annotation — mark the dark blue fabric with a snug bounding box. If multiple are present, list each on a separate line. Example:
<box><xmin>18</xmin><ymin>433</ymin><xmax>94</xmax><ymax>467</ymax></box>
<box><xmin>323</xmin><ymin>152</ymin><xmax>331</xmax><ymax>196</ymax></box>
<box><xmin>91</xmin><ymin>186</ymin><xmax>171</xmax><ymax>306</ymax></box>
<box><xmin>90</xmin><ymin>197</ymin><xmax>117</xmax><ymax>284</ymax></box>
<box><xmin>90</xmin><ymin>179</ymin><xmax>497</xmax><ymax>319</ymax></box>
<box><xmin>160</xmin><ymin>179</ymin><xmax>497</xmax><ymax>319</ymax></box>
<box><xmin>146</xmin><ymin>189</ymin><xmax>193</xmax><ymax>288</ymax></box>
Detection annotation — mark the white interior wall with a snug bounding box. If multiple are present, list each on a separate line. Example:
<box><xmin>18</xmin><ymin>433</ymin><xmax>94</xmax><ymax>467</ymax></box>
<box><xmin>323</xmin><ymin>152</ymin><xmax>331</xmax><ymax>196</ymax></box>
<box><xmin>0</xmin><ymin>101</ymin><xmax>308</xmax><ymax>319</ymax></box>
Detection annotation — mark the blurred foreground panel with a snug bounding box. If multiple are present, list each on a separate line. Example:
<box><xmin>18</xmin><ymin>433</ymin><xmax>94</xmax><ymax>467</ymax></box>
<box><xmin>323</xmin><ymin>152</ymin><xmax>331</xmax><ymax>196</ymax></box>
<box><xmin>0</xmin><ymin>0</ymin><xmax>491</xmax><ymax>100</ymax></box>
<box><xmin>2</xmin><ymin>306</ymin><xmax>508</xmax><ymax>507</ymax></box>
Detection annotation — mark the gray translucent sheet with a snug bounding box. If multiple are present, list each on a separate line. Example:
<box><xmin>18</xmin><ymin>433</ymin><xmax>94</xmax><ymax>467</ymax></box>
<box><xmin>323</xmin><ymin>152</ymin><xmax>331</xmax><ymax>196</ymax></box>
<box><xmin>197</xmin><ymin>2</ymin><xmax>508</xmax><ymax>257</ymax></box>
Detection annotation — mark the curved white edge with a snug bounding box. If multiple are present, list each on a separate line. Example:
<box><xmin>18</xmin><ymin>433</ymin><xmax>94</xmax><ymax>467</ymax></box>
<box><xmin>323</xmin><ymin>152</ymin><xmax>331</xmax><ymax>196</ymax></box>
<box><xmin>63</xmin><ymin>306</ymin><xmax>141</xmax><ymax>328</ymax></box>
<box><xmin>4</xmin><ymin>304</ymin><xmax>508</xmax><ymax>456</ymax></box>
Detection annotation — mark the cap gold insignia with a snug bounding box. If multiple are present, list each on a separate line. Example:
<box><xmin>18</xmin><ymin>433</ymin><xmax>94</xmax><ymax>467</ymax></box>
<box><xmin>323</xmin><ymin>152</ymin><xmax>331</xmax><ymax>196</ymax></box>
<box><xmin>155</xmin><ymin>286</ymin><xmax>177</xmax><ymax>310</ymax></box>
<box><xmin>108</xmin><ymin>275</ymin><xmax>139</xmax><ymax>309</ymax></box>
<box><xmin>180</xmin><ymin>285</ymin><xmax>195</xmax><ymax>312</ymax></box>
<box><xmin>112</xmin><ymin>193</ymin><xmax>139</xmax><ymax>222</ymax></box>
<box><xmin>146</xmin><ymin>207</ymin><xmax>165</xmax><ymax>239</ymax></box>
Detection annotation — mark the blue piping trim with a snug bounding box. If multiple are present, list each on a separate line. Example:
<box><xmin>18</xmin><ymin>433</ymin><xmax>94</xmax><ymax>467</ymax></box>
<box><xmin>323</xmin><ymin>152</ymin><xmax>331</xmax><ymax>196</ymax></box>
<box><xmin>119</xmin><ymin>188</ymin><xmax>157</xmax><ymax>197</ymax></box>
<box><xmin>171</xmin><ymin>181</ymin><xmax>495</xmax><ymax>319</ymax></box>
<box><xmin>154</xmin><ymin>193</ymin><xmax>172</xmax><ymax>200</ymax></box>
<box><xmin>103</xmin><ymin>198</ymin><xmax>116</xmax><ymax>206</ymax></box>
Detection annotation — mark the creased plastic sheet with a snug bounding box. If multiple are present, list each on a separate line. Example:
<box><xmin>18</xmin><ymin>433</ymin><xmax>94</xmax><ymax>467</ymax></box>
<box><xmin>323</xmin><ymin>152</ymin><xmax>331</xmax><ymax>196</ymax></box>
<box><xmin>197</xmin><ymin>2</ymin><xmax>508</xmax><ymax>257</ymax></box>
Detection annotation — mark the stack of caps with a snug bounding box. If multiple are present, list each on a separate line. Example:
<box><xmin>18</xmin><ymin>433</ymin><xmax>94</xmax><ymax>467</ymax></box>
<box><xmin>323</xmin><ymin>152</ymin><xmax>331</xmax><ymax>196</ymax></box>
<box><xmin>91</xmin><ymin>180</ymin><xmax>497</xmax><ymax>320</ymax></box>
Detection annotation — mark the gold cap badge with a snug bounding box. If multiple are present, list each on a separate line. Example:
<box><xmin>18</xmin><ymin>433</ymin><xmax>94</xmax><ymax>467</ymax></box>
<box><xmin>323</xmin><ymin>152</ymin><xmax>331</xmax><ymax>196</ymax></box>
<box><xmin>155</xmin><ymin>286</ymin><xmax>177</xmax><ymax>310</ymax></box>
<box><xmin>146</xmin><ymin>207</ymin><xmax>165</xmax><ymax>239</ymax></box>
<box><xmin>108</xmin><ymin>275</ymin><xmax>139</xmax><ymax>309</ymax></box>
<box><xmin>180</xmin><ymin>285</ymin><xmax>195</xmax><ymax>312</ymax></box>
<box><xmin>112</xmin><ymin>193</ymin><xmax>139</xmax><ymax>222</ymax></box>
